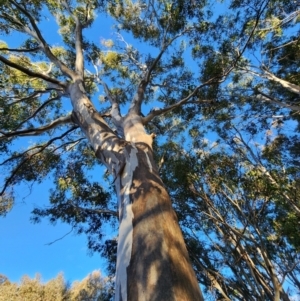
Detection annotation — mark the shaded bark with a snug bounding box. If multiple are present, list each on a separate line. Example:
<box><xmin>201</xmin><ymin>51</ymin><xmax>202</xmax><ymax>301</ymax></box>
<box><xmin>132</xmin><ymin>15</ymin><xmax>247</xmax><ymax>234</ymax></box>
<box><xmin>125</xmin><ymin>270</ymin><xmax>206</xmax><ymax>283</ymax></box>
<box><xmin>116</xmin><ymin>143</ymin><xmax>203</xmax><ymax>301</ymax></box>
<box><xmin>68</xmin><ymin>79</ymin><xmax>203</xmax><ymax>301</ymax></box>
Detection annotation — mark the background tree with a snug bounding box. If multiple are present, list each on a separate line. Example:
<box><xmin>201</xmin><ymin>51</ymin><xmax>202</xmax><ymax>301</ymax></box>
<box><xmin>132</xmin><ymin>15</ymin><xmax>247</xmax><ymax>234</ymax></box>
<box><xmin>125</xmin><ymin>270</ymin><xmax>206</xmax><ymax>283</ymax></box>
<box><xmin>0</xmin><ymin>270</ymin><xmax>112</xmax><ymax>301</ymax></box>
<box><xmin>155</xmin><ymin>0</ymin><xmax>300</xmax><ymax>299</ymax></box>
<box><xmin>0</xmin><ymin>0</ymin><xmax>299</xmax><ymax>300</ymax></box>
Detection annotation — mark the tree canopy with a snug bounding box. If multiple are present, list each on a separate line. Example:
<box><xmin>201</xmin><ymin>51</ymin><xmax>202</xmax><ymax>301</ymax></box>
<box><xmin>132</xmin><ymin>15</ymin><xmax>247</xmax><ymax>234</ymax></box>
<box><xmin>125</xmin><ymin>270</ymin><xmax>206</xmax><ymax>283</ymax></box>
<box><xmin>0</xmin><ymin>0</ymin><xmax>299</xmax><ymax>300</ymax></box>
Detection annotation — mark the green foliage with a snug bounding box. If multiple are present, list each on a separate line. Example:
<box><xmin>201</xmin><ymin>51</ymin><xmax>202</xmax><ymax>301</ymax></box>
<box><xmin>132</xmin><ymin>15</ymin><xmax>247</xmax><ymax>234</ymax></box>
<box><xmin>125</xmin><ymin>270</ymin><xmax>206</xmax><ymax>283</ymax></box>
<box><xmin>0</xmin><ymin>194</ymin><xmax>13</xmax><ymax>216</ymax></box>
<box><xmin>0</xmin><ymin>0</ymin><xmax>299</xmax><ymax>299</ymax></box>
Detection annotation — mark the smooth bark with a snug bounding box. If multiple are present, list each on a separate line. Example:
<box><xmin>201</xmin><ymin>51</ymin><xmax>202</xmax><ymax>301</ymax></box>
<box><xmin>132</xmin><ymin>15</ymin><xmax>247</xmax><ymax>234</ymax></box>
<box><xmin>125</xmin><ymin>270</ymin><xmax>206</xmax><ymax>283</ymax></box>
<box><xmin>68</xmin><ymin>79</ymin><xmax>203</xmax><ymax>301</ymax></box>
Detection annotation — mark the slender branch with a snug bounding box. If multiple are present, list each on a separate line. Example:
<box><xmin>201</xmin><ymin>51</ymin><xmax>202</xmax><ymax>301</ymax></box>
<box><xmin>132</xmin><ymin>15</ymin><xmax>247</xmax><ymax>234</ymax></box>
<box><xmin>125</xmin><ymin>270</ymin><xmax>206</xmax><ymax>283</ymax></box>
<box><xmin>0</xmin><ymin>54</ymin><xmax>65</xmax><ymax>87</ymax></box>
<box><xmin>0</xmin><ymin>115</ymin><xmax>74</xmax><ymax>139</ymax></box>
<box><xmin>129</xmin><ymin>28</ymin><xmax>192</xmax><ymax>114</ymax></box>
<box><xmin>1</xmin><ymin>137</ymin><xmax>85</xmax><ymax>168</ymax></box>
<box><xmin>0</xmin><ymin>47</ymin><xmax>40</xmax><ymax>53</ymax></box>
<box><xmin>13</xmin><ymin>95</ymin><xmax>61</xmax><ymax>131</ymax></box>
<box><xmin>0</xmin><ymin>145</ymin><xmax>41</xmax><ymax>167</ymax></box>
<box><xmin>263</xmin><ymin>38</ymin><xmax>299</xmax><ymax>53</ymax></box>
<box><xmin>142</xmin><ymin>78</ymin><xmax>224</xmax><ymax>124</ymax></box>
<box><xmin>233</xmin><ymin>126</ymin><xmax>300</xmax><ymax>215</ymax></box>
<box><xmin>223</xmin><ymin>0</ymin><xmax>270</xmax><ymax>77</ymax></box>
<box><xmin>0</xmin><ymin>126</ymin><xmax>78</xmax><ymax>196</ymax></box>
<box><xmin>9</xmin><ymin>0</ymin><xmax>76</xmax><ymax>79</ymax></box>
<box><xmin>258</xmin><ymin>10</ymin><xmax>300</xmax><ymax>32</ymax></box>
<box><xmin>256</xmin><ymin>90</ymin><xmax>300</xmax><ymax>111</ymax></box>
<box><xmin>7</xmin><ymin>90</ymin><xmax>47</xmax><ymax>105</ymax></box>
<box><xmin>45</xmin><ymin>227</ymin><xmax>74</xmax><ymax>245</ymax></box>
<box><xmin>142</xmin><ymin>3</ymin><xmax>268</xmax><ymax>124</ymax></box>
<box><xmin>187</xmin><ymin>246</ymin><xmax>231</xmax><ymax>301</ymax></box>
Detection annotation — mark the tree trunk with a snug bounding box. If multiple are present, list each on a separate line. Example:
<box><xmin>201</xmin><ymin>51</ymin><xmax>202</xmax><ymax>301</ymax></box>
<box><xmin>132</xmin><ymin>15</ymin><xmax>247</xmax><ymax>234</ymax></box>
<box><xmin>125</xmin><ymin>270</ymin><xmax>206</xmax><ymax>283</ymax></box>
<box><xmin>114</xmin><ymin>142</ymin><xmax>203</xmax><ymax>301</ymax></box>
<box><xmin>68</xmin><ymin>80</ymin><xmax>203</xmax><ymax>301</ymax></box>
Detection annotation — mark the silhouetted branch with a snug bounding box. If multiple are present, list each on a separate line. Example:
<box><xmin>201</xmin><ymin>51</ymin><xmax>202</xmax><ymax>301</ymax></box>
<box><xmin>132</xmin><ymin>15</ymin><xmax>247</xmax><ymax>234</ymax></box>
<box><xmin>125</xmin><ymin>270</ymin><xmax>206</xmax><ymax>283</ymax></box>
<box><xmin>0</xmin><ymin>54</ymin><xmax>65</xmax><ymax>86</ymax></box>
<box><xmin>0</xmin><ymin>115</ymin><xmax>74</xmax><ymax>139</ymax></box>
<box><xmin>0</xmin><ymin>126</ymin><xmax>78</xmax><ymax>196</ymax></box>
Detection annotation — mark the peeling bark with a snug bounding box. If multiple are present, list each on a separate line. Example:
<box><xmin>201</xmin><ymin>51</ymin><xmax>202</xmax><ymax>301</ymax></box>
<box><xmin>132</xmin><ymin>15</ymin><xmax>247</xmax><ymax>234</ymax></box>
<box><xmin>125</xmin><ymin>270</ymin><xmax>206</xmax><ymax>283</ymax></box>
<box><xmin>115</xmin><ymin>143</ymin><xmax>203</xmax><ymax>301</ymax></box>
<box><xmin>68</xmin><ymin>79</ymin><xmax>203</xmax><ymax>301</ymax></box>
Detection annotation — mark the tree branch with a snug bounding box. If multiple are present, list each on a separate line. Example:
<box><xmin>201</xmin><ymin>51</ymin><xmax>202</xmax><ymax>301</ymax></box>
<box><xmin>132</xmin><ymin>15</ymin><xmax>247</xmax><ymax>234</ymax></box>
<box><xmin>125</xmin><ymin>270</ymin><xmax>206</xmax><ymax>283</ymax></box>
<box><xmin>263</xmin><ymin>38</ymin><xmax>300</xmax><ymax>53</ymax></box>
<box><xmin>0</xmin><ymin>126</ymin><xmax>78</xmax><ymax>196</ymax></box>
<box><xmin>13</xmin><ymin>95</ymin><xmax>61</xmax><ymax>131</ymax></box>
<box><xmin>69</xmin><ymin>202</ymin><xmax>118</xmax><ymax>218</ymax></box>
<box><xmin>9</xmin><ymin>0</ymin><xmax>76</xmax><ymax>80</ymax></box>
<box><xmin>256</xmin><ymin>90</ymin><xmax>300</xmax><ymax>111</ymax></box>
<box><xmin>7</xmin><ymin>90</ymin><xmax>46</xmax><ymax>105</ymax></box>
<box><xmin>222</xmin><ymin>0</ymin><xmax>270</xmax><ymax>77</ymax></box>
<box><xmin>142</xmin><ymin>78</ymin><xmax>224</xmax><ymax>124</ymax></box>
<box><xmin>0</xmin><ymin>137</ymin><xmax>77</xmax><ymax>167</ymax></box>
<box><xmin>261</xmin><ymin>67</ymin><xmax>300</xmax><ymax>95</ymax></box>
<box><xmin>0</xmin><ymin>115</ymin><xmax>74</xmax><ymax>139</ymax></box>
<box><xmin>61</xmin><ymin>0</ymin><xmax>84</xmax><ymax>78</ymax></box>
<box><xmin>101</xmin><ymin>81</ymin><xmax>124</xmax><ymax>135</ymax></box>
<box><xmin>258</xmin><ymin>9</ymin><xmax>300</xmax><ymax>32</ymax></box>
<box><xmin>45</xmin><ymin>227</ymin><xmax>74</xmax><ymax>245</ymax></box>
<box><xmin>129</xmin><ymin>28</ymin><xmax>192</xmax><ymax>115</ymax></box>
<box><xmin>0</xmin><ymin>54</ymin><xmax>66</xmax><ymax>87</ymax></box>
<box><xmin>142</xmin><ymin>1</ymin><xmax>270</xmax><ymax>124</ymax></box>
<box><xmin>0</xmin><ymin>46</ymin><xmax>40</xmax><ymax>53</ymax></box>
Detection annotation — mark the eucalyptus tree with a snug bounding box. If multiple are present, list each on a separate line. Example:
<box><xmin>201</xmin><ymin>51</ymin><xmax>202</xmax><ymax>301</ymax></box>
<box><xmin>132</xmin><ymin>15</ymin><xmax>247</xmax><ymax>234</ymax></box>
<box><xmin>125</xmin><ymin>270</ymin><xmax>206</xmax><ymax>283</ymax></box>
<box><xmin>0</xmin><ymin>0</ymin><xmax>280</xmax><ymax>299</ymax></box>
<box><xmin>227</xmin><ymin>0</ymin><xmax>300</xmax><ymax>115</ymax></box>
<box><xmin>154</xmin><ymin>1</ymin><xmax>300</xmax><ymax>298</ymax></box>
<box><xmin>159</xmin><ymin>130</ymin><xmax>300</xmax><ymax>300</ymax></box>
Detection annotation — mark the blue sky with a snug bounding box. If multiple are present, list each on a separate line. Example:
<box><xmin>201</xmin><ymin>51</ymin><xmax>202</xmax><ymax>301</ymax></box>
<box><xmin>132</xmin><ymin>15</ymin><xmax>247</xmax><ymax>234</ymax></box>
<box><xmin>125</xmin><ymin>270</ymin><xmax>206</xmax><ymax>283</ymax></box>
<box><xmin>0</xmin><ymin>179</ymin><xmax>108</xmax><ymax>283</ymax></box>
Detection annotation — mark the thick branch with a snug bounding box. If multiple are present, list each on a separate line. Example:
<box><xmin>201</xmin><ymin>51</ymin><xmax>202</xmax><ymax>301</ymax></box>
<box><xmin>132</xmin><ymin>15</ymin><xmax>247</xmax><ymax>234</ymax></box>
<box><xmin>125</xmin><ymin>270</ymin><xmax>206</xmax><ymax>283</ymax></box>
<box><xmin>262</xmin><ymin>67</ymin><xmax>300</xmax><ymax>95</ymax></box>
<box><xmin>61</xmin><ymin>0</ymin><xmax>84</xmax><ymax>77</ymax></box>
<box><xmin>74</xmin><ymin>19</ymin><xmax>84</xmax><ymax>77</ymax></box>
<box><xmin>0</xmin><ymin>115</ymin><xmax>74</xmax><ymax>139</ymax></box>
<box><xmin>0</xmin><ymin>54</ymin><xmax>65</xmax><ymax>87</ymax></box>
<box><xmin>101</xmin><ymin>81</ymin><xmax>123</xmax><ymax>134</ymax></box>
<box><xmin>101</xmin><ymin>80</ymin><xmax>118</xmax><ymax>105</ymax></box>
